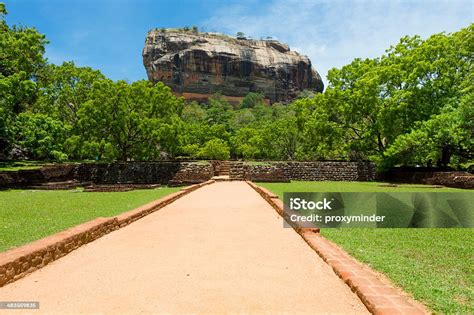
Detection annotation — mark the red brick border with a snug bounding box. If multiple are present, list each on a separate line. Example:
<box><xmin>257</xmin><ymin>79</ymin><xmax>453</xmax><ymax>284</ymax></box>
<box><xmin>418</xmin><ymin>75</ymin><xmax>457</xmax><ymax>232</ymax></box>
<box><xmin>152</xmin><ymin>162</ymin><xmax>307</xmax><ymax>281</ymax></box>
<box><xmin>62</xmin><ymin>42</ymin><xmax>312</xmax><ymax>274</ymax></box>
<box><xmin>246</xmin><ymin>181</ymin><xmax>428</xmax><ymax>315</ymax></box>
<box><xmin>247</xmin><ymin>181</ymin><xmax>320</xmax><ymax>234</ymax></box>
<box><xmin>0</xmin><ymin>180</ymin><xmax>215</xmax><ymax>288</ymax></box>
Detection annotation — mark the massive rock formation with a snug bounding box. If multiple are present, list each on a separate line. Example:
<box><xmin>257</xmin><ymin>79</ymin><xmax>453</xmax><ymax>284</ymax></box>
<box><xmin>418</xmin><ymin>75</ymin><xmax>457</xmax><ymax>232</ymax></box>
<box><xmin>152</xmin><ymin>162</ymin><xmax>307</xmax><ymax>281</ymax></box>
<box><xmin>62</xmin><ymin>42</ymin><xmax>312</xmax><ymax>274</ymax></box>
<box><xmin>142</xmin><ymin>29</ymin><xmax>324</xmax><ymax>103</ymax></box>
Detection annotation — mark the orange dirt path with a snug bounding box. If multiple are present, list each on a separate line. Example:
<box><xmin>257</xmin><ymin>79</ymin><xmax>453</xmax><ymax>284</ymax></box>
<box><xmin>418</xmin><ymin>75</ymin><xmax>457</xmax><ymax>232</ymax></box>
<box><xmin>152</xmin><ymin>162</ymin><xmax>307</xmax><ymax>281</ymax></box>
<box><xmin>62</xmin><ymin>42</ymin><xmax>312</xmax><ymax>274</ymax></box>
<box><xmin>0</xmin><ymin>181</ymin><xmax>368</xmax><ymax>314</ymax></box>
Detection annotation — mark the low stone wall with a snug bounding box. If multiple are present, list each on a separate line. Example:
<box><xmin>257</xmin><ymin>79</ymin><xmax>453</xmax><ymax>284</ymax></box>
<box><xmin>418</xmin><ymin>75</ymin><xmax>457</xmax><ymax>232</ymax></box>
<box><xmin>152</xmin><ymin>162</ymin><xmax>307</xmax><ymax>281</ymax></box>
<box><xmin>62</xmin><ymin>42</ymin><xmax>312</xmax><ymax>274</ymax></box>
<box><xmin>0</xmin><ymin>161</ymin><xmax>214</xmax><ymax>188</ymax></box>
<box><xmin>229</xmin><ymin>161</ymin><xmax>245</xmax><ymax>180</ymax></box>
<box><xmin>276</xmin><ymin>161</ymin><xmax>375</xmax><ymax>181</ymax></box>
<box><xmin>241</xmin><ymin>164</ymin><xmax>290</xmax><ymax>182</ymax></box>
<box><xmin>424</xmin><ymin>173</ymin><xmax>474</xmax><ymax>189</ymax></box>
<box><xmin>230</xmin><ymin>161</ymin><xmax>376</xmax><ymax>182</ymax></box>
<box><xmin>1</xmin><ymin>160</ymin><xmax>379</xmax><ymax>188</ymax></box>
<box><xmin>0</xmin><ymin>164</ymin><xmax>75</xmax><ymax>188</ymax></box>
<box><xmin>168</xmin><ymin>162</ymin><xmax>214</xmax><ymax>186</ymax></box>
<box><xmin>380</xmin><ymin>168</ymin><xmax>474</xmax><ymax>189</ymax></box>
<box><xmin>73</xmin><ymin>162</ymin><xmax>181</xmax><ymax>184</ymax></box>
<box><xmin>210</xmin><ymin>160</ymin><xmax>223</xmax><ymax>176</ymax></box>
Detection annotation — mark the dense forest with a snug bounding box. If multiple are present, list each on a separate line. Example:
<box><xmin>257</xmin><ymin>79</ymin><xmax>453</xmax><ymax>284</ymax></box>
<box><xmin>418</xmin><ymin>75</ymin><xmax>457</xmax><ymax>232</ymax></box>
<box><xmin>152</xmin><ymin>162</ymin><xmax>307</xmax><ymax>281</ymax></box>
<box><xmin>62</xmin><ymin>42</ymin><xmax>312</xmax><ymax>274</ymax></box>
<box><xmin>0</xmin><ymin>3</ymin><xmax>472</xmax><ymax>170</ymax></box>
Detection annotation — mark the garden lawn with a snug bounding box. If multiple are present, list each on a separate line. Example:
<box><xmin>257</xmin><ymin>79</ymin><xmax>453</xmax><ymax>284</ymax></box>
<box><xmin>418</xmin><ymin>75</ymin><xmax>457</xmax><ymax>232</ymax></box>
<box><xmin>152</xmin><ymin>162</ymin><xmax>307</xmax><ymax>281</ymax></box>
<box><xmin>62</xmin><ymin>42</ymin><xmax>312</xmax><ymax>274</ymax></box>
<box><xmin>260</xmin><ymin>180</ymin><xmax>462</xmax><ymax>195</ymax></box>
<box><xmin>0</xmin><ymin>187</ymin><xmax>181</xmax><ymax>252</ymax></box>
<box><xmin>259</xmin><ymin>181</ymin><xmax>473</xmax><ymax>314</ymax></box>
<box><xmin>0</xmin><ymin>160</ymin><xmax>48</xmax><ymax>171</ymax></box>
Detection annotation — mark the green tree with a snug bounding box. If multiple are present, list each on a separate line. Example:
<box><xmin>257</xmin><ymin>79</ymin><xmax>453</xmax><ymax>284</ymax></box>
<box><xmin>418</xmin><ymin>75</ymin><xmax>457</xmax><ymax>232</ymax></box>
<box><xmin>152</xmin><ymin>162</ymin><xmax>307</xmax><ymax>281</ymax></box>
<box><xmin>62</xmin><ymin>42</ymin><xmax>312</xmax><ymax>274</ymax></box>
<box><xmin>231</xmin><ymin>127</ymin><xmax>264</xmax><ymax>159</ymax></box>
<box><xmin>34</xmin><ymin>62</ymin><xmax>106</xmax><ymax>123</ymax></box>
<box><xmin>240</xmin><ymin>92</ymin><xmax>264</xmax><ymax>109</ymax></box>
<box><xmin>0</xmin><ymin>4</ymin><xmax>48</xmax><ymax>153</ymax></box>
<box><xmin>319</xmin><ymin>24</ymin><xmax>473</xmax><ymax>168</ymax></box>
<box><xmin>293</xmin><ymin>95</ymin><xmax>346</xmax><ymax>160</ymax></box>
<box><xmin>231</xmin><ymin>108</ymin><xmax>255</xmax><ymax>128</ymax></box>
<box><xmin>382</xmin><ymin>81</ymin><xmax>474</xmax><ymax>169</ymax></box>
<box><xmin>181</xmin><ymin>101</ymin><xmax>206</xmax><ymax>123</ymax></box>
<box><xmin>75</xmin><ymin>80</ymin><xmax>184</xmax><ymax>161</ymax></box>
<box><xmin>178</xmin><ymin>123</ymin><xmax>230</xmax><ymax>156</ymax></box>
<box><xmin>198</xmin><ymin>138</ymin><xmax>230</xmax><ymax>160</ymax></box>
<box><xmin>14</xmin><ymin>112</ymin><xmax>70</xmax><ymax>161</ymax></box>
<box><xmin>236</xmin><ymin>32</ymin><xmax>246</xmax><ymax>39</ymax></box>
<box><xmin>205</xmin><ymin>93</ymin><xmax>233</xmax><ymax>127</ymax></box>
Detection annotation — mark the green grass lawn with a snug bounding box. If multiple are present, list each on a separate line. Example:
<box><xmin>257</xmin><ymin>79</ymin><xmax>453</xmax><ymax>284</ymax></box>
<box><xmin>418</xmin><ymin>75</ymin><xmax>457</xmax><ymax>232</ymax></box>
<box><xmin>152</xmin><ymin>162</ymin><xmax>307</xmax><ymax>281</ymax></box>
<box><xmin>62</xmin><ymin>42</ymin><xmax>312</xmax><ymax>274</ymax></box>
<box><xmin>0</xmin><ymin>160</ymin><xmax>49</xmax><ymax>171</ymax></box>
<box><xmin>244</xmin><ymin>161</ymin><xmax>272</xmax><ymax>166</ymax></box>
<box><xmin>260</xmin><ymin>180</ymin><xmax>463</xmax><ymax>195</ymax></box>
<box><xmin>259</xmin><ymin>181</ymin><xmax>473</xmax><ymax>314</ymax></box>
<box><xmin>0</xmin><ymin>187</ymin><xmax>181</xmax><ymax>252</ymax></box>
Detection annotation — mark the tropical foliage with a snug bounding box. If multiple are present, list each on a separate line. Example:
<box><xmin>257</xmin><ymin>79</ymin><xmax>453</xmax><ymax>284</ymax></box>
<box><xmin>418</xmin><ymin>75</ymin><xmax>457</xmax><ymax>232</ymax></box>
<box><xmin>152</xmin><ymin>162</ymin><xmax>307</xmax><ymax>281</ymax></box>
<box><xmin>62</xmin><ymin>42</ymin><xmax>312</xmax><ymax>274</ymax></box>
<box><xmin>0</xmin><ymin>3</ymin><xmax>472</xmax><ymax>170</ymax></box>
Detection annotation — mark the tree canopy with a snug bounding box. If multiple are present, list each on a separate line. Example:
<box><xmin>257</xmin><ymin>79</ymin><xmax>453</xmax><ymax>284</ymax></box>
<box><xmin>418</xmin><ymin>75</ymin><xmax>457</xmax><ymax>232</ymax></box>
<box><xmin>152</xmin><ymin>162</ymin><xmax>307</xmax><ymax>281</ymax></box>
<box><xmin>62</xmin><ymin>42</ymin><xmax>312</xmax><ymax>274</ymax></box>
<box><xmin>0</xmin><ymin>2</ymin><xmax>472</xmax><ymax>170</ymax></box>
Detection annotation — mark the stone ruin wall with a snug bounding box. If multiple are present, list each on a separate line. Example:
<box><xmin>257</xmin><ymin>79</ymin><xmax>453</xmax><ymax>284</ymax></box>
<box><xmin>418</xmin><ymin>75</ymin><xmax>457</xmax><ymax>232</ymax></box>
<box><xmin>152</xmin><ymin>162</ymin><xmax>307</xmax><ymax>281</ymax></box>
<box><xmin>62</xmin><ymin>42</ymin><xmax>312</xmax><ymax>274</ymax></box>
<box><xmin>0</xmin><ymin>161</ymin><xmax>214</xmax><ymax>188</ymax></box>
<box><xmin>231</xmin><ymin>161</ymin><xmax>376</xmax><ymax>182</ymax></box>
<box><xmin>2</xmin><ymin>161</ymin><xmax>472</xmax><ymax>189</ymax></box>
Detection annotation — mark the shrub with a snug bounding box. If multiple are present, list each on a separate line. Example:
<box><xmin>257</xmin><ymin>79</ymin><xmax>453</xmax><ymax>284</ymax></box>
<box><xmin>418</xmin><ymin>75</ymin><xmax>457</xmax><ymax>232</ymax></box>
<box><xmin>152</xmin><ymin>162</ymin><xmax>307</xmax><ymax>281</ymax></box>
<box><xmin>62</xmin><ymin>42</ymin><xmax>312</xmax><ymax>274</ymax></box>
<box><xmin>240</xmin><ymin>92</ymin><xmax>264</xmax><ymax>109</ymax></box>
<box><xmin>180</xmin><ymin>144</ymin><xmax>200</xmax><ymax>158</ymax></box>
<box><xmin>236</xmin><ymin>32</ymin><xmax>246</xmax><ymax>40</ymax></box>
<box><xmin>198</xmin><ymin>138</ymin><xmax>230</xmax><ymax>160</ymax></box>
<box><xmin>14</xmin><ymin>112</ymin><xmax>70</xmax><ymax>161</ymax></box>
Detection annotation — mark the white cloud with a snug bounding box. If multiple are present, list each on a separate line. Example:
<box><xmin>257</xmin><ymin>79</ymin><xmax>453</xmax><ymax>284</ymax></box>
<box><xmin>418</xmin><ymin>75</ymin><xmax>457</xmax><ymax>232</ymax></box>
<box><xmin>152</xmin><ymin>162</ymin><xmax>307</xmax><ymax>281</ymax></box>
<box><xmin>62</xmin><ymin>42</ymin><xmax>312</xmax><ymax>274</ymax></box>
<box><xmin>204</xmin><ymin>0</ymin><xmax>473</xmax><ymax>86</ymax></box>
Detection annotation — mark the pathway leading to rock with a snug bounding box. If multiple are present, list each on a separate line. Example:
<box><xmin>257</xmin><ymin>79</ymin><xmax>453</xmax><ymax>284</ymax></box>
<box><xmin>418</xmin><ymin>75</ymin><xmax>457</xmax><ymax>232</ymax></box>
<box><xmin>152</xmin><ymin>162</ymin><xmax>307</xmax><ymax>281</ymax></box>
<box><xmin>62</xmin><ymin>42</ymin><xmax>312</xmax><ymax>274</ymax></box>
<box><xmin>0</xmin><ymin>181</ymin><xmax>369</xmax><ymax>314</ymax></box>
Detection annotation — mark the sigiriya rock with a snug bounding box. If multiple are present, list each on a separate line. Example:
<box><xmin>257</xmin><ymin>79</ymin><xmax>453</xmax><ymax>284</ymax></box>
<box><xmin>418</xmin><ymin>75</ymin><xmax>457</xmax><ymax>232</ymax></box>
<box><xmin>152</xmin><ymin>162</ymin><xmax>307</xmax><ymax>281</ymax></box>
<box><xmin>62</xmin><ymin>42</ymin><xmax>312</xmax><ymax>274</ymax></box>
<box><xmin>143</xmin><ymin>29</ymin><xmax>324</xmax><ymax>103</ymax></box>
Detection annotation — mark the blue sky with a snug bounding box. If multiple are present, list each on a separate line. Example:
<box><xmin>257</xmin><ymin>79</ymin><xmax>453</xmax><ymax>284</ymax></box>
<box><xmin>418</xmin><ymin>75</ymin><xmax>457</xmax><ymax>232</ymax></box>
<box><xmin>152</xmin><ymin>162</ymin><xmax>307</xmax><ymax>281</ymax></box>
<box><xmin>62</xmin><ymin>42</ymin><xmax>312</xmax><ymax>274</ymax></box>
<box><xmin>4</xmin><ymin>0</ymin><xmax>473</xmax><ymax>85</ymax></box>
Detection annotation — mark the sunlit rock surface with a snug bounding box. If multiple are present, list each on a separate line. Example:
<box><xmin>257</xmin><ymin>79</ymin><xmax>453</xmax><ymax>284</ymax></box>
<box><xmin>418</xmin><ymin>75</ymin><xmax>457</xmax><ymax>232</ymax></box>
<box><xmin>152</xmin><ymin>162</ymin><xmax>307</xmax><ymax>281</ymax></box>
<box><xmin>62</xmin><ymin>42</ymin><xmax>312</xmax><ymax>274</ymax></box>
<box><xmin>143</xmin><ymin>29</ymin><xmax>324</xmax><ymax>103</ymax></box>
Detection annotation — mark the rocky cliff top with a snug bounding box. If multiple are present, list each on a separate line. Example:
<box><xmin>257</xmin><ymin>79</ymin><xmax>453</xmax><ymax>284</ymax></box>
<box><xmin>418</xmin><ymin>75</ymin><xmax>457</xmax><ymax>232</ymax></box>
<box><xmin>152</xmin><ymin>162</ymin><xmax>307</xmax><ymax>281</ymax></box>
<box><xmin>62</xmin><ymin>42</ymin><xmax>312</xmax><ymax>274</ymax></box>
<box><xmin>143</xmin><ymin>29</ymin><xmax>324</xmax><ymax>102</ymax></box>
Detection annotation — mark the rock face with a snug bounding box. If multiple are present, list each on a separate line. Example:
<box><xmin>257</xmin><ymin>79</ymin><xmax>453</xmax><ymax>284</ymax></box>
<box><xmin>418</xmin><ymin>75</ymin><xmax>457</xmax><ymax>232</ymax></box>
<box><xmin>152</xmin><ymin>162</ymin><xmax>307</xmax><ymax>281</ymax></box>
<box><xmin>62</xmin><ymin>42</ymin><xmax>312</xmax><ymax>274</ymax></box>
<box><xmin>142</xmin><ymin>29</ymin><xmax>324</xmax><ymax>102</ymax></box>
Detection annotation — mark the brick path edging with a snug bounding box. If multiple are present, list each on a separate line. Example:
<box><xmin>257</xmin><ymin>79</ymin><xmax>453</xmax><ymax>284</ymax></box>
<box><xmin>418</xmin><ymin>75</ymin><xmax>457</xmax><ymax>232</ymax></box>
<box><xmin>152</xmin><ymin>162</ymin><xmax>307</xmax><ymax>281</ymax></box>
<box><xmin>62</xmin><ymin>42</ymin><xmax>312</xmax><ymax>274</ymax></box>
<box><xmin>0</xmin><ymin>180</ymin><xmax>215</xmax><ymax>288</ymax></box>
<box><xmin>246</xmin><ymin>181</ymin><xmax>320</xmax><ymax>234</ymax></box>
<box><xmin>246</xmin><ymin>181</ymin><xmax>428</xmax><ymax>315</ymax></box>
